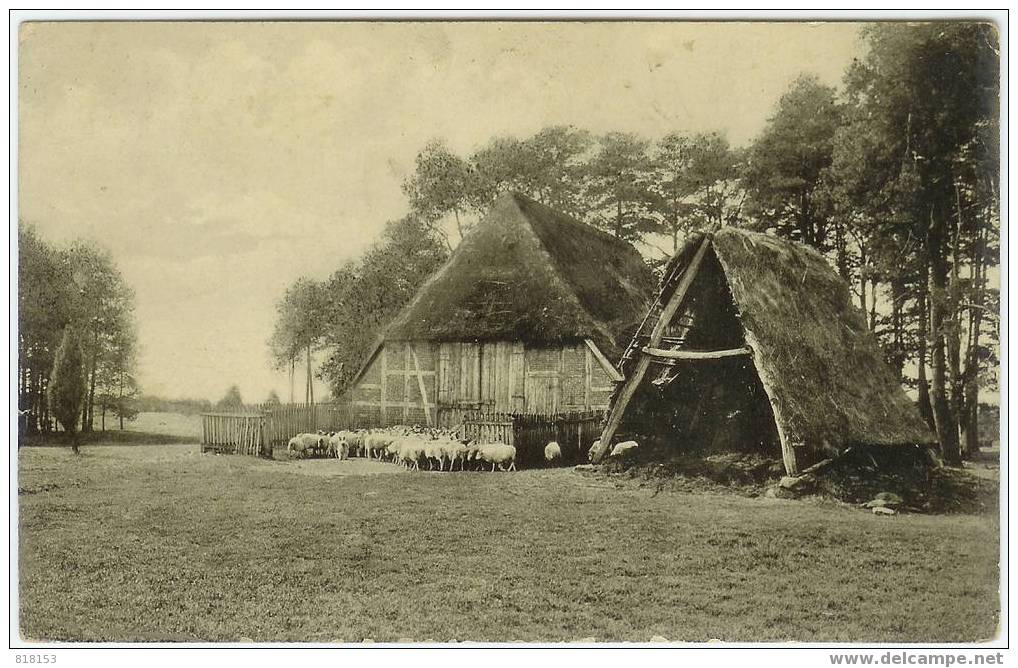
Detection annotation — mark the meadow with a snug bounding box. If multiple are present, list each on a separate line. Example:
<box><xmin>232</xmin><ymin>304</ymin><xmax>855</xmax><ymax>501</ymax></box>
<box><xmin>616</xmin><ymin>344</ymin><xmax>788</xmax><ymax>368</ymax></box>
<box><xmin>17</xmin><ymin>417</ymin><xmax>1000</xmax><ymax>643</ymax></box>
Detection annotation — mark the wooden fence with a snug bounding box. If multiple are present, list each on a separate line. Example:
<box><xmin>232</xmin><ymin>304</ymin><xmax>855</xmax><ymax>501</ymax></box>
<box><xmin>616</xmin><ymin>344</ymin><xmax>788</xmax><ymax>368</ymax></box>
<box><xmin>455</xmin><ymin>409</ymin><xmax>605</xmax><ymax>466</ymax></box>
<box><xmin>201</xmin><ymin>412</ymin><xmax>269</xmax><ymax>457</ymax></box>
<box><xmin>256</xmin><ymin>402</ymin><xmax>390</xmax><ymax>446</ymax></box>
<box><xmin>259</xmin><ymin>403</ymin><xmax>344</xmax><ymax>446</ymax></box>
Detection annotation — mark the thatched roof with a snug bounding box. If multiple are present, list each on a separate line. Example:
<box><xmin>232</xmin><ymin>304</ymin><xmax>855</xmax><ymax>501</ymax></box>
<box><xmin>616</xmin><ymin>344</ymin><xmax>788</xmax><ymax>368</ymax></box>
<box><xmin>383</xmin><ymin>192</ymin><xmax>655</xmax><ymax>360</ymax></box>
<box><xmin>685</xmin><ymin>226</ymin><xmax>935</xmax><ymax>452</ymax></box>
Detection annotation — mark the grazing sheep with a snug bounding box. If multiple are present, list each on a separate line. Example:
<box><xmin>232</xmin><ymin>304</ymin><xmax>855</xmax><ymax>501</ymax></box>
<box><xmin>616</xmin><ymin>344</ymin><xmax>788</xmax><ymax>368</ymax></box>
<box><xmin>465</xmin><ymin>444</ymin><xmax>484</xmax><ymax>470</ymax></box>
<box><xmin>610</xmin><ymin>440</ymin><xmax>639</xmax><ymax>458</ymax></box>
<box><xmin>287</xmin><ymin>436</ymin><xmax>306</xmax><ymax>459</ymax></box>
<box><xmin>288</xmin><ymin>433</ymin><xmax>325</xmax><ymax>459</ymax></box>
<box><xmin>544</xmin><ymin>441</ymin><xmax>562</xmax><ymax>463</ymax></box>
<box><xmin>474</xmin><ymin>443</ymin><xmax>517</xmax><ymax>472</ymax></box>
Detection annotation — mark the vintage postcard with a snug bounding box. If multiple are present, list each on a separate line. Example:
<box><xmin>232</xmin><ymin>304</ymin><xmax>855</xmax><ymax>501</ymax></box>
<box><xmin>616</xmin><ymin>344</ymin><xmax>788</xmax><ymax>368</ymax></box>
<box><xmin>14</xmin><ymin>16</ymin><xmax>1004</xmax><ymax>653</ymax></box>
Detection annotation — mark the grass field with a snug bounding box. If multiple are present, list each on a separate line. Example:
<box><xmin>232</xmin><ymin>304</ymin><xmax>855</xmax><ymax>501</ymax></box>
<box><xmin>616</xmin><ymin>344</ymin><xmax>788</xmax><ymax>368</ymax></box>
<box><xmin>83</xmin><ymin>411</ymin><xmax>202</xmax><ymax>442</ymax></box>
<box><xmin>18</xmin><ymin>436</ymin><xmax>1001</xmax><ymax>643</ymax></box>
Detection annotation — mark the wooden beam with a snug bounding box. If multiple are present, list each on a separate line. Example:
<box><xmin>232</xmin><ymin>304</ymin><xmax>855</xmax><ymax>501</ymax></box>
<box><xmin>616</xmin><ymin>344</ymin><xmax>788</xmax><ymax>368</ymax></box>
<box><xmin>641</xmin><ymin>346</ymin><xmax>752</xmax><ymax>360</ymax></box>
<box><xmin>410</xmin><ymin>345</ymin><xmax>433</xmax><ymax>427</ymax></box>
<box><xmin>583</xmin><ymin>338</ymin><xmax>623</xmax><ymax>382</ymax></box>
<box><xmin>590</xmin><ymin>236</ymin><xmax>712</xmax><ymax>463</ymax></box>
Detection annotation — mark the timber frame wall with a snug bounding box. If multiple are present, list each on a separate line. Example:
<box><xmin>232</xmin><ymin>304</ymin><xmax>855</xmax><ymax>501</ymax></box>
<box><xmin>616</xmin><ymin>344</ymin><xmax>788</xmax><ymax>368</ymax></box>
<box><xmin>347</xmin><ymin>339</ymin><xmax>619</xmax><ymax>428</ymax></box>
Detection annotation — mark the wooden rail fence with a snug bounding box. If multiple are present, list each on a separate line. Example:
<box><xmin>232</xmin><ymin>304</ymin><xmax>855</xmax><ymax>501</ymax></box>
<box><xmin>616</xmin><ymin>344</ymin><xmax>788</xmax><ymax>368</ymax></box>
<box><xmin>201</xmin><ymin>412</ymin><xmax>269</xmax><ymax>457</ymax></box>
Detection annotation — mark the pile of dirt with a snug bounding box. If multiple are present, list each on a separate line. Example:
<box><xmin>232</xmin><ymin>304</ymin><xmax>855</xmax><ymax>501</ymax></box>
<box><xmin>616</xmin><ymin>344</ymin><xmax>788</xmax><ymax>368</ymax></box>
<box><xmin>581</xmin><ymin>445</ymin><xmax>999</xmax><ymax>515</ymax></box>
<box><xmin>591</xmin><ymin>452</ymin><xmax>785</xmax><ymax>497</ymax></box>
<box><xmin>816</xmin><ymin>454</ymin><xmax>999</xmax><ymax>515</ymax></box>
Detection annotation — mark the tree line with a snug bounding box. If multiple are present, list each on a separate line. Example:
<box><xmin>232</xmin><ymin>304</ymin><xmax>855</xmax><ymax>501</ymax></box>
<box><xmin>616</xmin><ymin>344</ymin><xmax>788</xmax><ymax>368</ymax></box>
<box><xmin>272</xmin><ymin>23</ymin><xmax>998</xmax><ymax>463</ymax></box>
<box><xmin>19</xmin><ymin>225</ymin><xmax>139</xmax><ymax>437</ymax></box>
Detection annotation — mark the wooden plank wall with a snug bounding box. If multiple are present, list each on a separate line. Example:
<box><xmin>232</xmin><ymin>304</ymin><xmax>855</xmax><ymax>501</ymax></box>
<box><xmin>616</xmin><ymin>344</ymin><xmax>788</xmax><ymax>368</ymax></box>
<box><xmin>349</xmin><ymin>340</ymin><xmax>617</xmax><ymax>428</ymax></box>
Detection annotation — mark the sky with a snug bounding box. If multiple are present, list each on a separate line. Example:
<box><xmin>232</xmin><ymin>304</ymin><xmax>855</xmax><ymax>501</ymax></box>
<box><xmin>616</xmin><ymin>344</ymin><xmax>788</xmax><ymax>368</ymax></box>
<box><xmin>18</xmin><ymin>21</ymin><xmax>865</xmax><ymax>402</ymax></box>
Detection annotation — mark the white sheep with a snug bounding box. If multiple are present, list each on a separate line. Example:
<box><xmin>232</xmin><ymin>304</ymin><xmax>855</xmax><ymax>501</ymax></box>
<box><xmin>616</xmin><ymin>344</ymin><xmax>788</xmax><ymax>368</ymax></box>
<box><xmin>328</xmin><ymin>433</ymin><xmax>349</xmax><ymax>459</ymax></box>
<box><xmin>397</xmin><ymin>437</ymin><xmax>426</xmax><ymax>470</ymax></box>
<box><xmin>288</xmin><ymin>433</ymin><xmax>325</xmax><ymax>459</ymax></box>
<box><xmin>364</xmin><ymin>431</ymin><xmax>395</xmax><ymax>460</ymax></box>
<box><xmin>610</xmin><ymin>440</ymin><xmax>639</xmax><ymax>458</ymax></box>
<box><xmin>340</xmin><ymin>430</ymin><xmax>366</xmax><ymax>457</ymax></box>
<box><xmin>544</xmin><ymin>441</ymin><xmax>562</xmax><ymax>463</ymax></box>
<box><xmin>474</xmin><ymin>443</ymin><xmax>517</xmax><ymax>472</ymax></box>
<box><xmin>286</xmin><ymin>436</ymin><xmax>305</xmax><ymax>458</ymax></box>
<box><xmin>446</xmin><ymin>441</ymin><xmax>470</xmax><ymax>471</ymax></box>
<box><xmin>424</xmin><ymin>439</ymin><xmax>452</xmax><ymax>471</ymax></box>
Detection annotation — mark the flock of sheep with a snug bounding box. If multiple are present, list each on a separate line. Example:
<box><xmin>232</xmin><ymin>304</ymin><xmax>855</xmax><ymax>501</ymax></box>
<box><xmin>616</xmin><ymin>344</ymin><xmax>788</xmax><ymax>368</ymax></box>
<box><xmin>286</xmin><ymin>425</ymin><xmax>640</xmax><ymax>472</ymax></box>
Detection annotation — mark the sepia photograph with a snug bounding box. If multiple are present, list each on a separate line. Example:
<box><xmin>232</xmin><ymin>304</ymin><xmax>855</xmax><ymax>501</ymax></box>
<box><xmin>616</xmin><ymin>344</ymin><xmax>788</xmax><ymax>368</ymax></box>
<box><xmin>12</xmin><ymin>13</ymin><xmax>1005</xmax><ymax>651</ymax></box>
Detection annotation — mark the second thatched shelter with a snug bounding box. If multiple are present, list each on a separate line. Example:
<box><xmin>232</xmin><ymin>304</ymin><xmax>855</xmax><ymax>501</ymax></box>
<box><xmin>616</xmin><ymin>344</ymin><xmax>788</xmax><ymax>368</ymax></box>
<box><xmin>591</xmin><ymin>227</ymin><xmax>936</xmax><ymax>474</ymax></box>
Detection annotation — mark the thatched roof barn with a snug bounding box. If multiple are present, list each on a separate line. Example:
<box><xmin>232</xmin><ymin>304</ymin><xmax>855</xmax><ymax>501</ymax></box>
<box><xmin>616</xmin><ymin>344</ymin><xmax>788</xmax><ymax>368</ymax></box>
<box><xmin>592</xmin><ymin>227</ymin><xmax>936</xmax><ymax>474</ymax></box>
<box><xmin>345</xmin><ymin>192</ymin><xmax>656</xmax><ymax>428</ymax></box>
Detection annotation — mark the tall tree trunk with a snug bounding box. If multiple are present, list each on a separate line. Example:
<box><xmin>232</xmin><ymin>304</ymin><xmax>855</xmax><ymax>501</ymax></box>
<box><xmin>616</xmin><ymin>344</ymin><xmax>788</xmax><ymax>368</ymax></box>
<box><xmin>928</xmin><ymin>206</ymin><xmax>961</xmax><ymax>465</ymax></box>
<box><xmin>453</xmin><ymin>208</ymin><xmax>465</xmax><ymax>242</ymax></box>
<box><xmin>101</xmin><ymin>406</ymin><xmax>106</xmax><ymax>432</ymax></box>
<box><xmin>947</xmin><ymin>182</ymin><xmax>966</xmax><ymax>448</ymax></box>
<box><xmin>890</xmin><ymin>276</ymin><xmax>905</xmax><ymax>379</ymax></box>
<box><xmin>35</xmin><ymin>371</ymin><xmax>44</xmax><ymax>434</ymax></box>
<box><xmin>916</xmin><ymin>266</ymin><xmax>935</xmax><ymax>430</ymax></box>
<box><xmin>672</xmin><ymin>208</ymin><xmax>680</xmax><ymax>253</ymax></box>
<box><xmin>306</xmin><ymin>345</ymin><xmax>313</xmax><ymax>405</ymax></box>
<box><xmin>289</xmin><ymin>357</ymin><xmax>295</xmax><ymax>404</ymax></box>
<box><xmin>118</xmin><ymin>370</ymin><xmax>125</xmax><ymax>430</ymax></box>
<box><xmin>962</xmin><ymin>219</ymin><xmax>988</xmax><ymax>458</ymax></box>
<box><xmin>42</xmin><ymin>374</ymin><xmax>52</xmax><ymax>433</ymax></box>
<box><xmin>858</xmin><ymin>268</ymin><xmax>867</xmax><ymax>314</ymax></box>
<box><xmin>82</xmin><ymin>321</ymin><xmax>99</xmax><ymax>433</ymax></box>
<box><xmin>869</xmin><ymin>278</ymin><xmax>878</xmax><ymax>332</ymax></box>
<box><xmin>834</xmin><ymin>219</ymin><xmax>850</xmax><ymax>280</ymax></box>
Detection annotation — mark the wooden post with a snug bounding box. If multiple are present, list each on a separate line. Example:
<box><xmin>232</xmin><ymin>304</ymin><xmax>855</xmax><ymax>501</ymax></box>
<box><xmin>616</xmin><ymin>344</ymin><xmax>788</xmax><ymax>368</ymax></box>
<box><xmin>380</xmin><ymin>345</ymin><xmax>387</xmax><ymax>427</ymax></box>
<box><xmin>411</xmin><ymin>346</ymin><xmax>433</xmax><ymax>427</ymax></box>
<box><xmin>590</xmin><ymin>236</ymin><xmax>711</xmax><ymax>463</ymax></box>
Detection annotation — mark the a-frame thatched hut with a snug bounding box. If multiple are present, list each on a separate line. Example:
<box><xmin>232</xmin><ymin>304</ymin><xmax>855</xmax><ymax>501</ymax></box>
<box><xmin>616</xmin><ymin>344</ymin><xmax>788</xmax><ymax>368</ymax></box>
<box><xmin>591</xmin><ymin>227</ymin><xmax>936</xmax><ymax>474</ymax></box>
<box><xmin>344</xmin><ymin>192</ymin><xmax>656</xmax><ymax>427</ymax></box>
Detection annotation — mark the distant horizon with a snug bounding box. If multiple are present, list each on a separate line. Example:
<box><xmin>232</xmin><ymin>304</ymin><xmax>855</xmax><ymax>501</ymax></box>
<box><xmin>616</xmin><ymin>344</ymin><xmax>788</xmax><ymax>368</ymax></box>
<box><xmin>19</xmin><ymin>21</ymin><xmax>867</xmax><ymax>402</ymax></box>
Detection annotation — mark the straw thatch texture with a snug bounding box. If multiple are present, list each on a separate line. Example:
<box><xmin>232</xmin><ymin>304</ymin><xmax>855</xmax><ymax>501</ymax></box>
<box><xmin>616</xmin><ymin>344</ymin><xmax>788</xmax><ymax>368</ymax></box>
<box><xmin>384</xmin><ymin>192</ymin><xmax>655</xmax><ymax>360</ymax></box>
<box><xmin>709</xmin><ymin>227</ymin><xmax>935</xmax><ymax>454</ymax></box>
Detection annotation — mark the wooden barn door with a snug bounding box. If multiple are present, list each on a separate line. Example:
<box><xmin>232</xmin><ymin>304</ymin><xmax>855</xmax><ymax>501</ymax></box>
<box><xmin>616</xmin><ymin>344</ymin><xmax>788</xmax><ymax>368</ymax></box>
<box><xmin>524</xmin><ymin>346</ymin><xmax>562</xmax><ymax>414</ymax></box>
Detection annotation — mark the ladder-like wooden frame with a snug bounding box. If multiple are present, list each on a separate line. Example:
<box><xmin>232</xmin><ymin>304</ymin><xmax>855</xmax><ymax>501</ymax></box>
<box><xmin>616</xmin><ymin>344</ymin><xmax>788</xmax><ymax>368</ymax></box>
<box><xmin>589</xmin><ymin>236</ymin><xmax>713</xmax><ymax>463</ymax></box>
